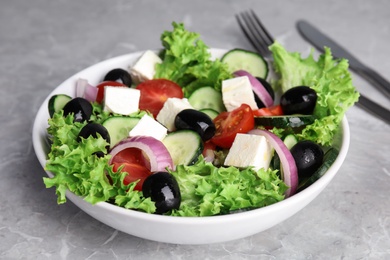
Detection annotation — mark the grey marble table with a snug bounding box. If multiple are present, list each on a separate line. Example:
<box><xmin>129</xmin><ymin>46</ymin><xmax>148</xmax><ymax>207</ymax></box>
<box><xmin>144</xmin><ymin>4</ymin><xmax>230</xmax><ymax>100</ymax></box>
<box><xmin>1</xmin><ymin>0</ymin><xmax>390</xmax><ymax>259</ymax></box>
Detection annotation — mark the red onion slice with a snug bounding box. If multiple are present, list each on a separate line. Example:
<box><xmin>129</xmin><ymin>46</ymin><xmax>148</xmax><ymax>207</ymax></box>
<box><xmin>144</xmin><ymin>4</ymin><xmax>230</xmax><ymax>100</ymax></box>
<box><xmin>203</xmin><ymin>149</ymin><xmax>215</xmax><ymax>163</ymax></box>
<box><xmin>75</xmin><ymin>78</ymin><xmax>98</xmax><ymax>102</ymax></box>
<box><xmin>233</xmin><ymin>70</ymin><xmax>273</xmax><ymax>107</ymax></box>
<box><xmin>248</xmin><ymin>129</ymin><xmax>298</xmax><ymax>197</ymax></box>
<box><xmin>109</xmin><ymin>136</ymin><xmax>174</xmax><ymax>172</ymax></box>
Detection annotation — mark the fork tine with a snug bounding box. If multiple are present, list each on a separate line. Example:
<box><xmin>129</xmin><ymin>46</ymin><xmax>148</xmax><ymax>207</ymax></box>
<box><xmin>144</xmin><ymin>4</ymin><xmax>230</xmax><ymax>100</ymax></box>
<box><xmin>235</xmin><ymin>13</ymin><xmax>265</xmax><ymax>55</ymax></box>
<box><xmin>236</xmin><ymin>10</ymin><xmax>275</xmax><ymax>57</ymax></box>
<box><xmin>248</xmin><ymin>10</ymin><xmax>275</xmax><ymax>45</ymax></box>
<box><xmin>236</xmin><ymin>12</ymin><xmax>268</xmax><ymax>56</ymax></box>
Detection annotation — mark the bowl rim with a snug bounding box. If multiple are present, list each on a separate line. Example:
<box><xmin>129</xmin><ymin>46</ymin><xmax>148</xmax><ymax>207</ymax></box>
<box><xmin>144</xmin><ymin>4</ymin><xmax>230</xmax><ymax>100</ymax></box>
<box><xmin>32</xmin><ymin>49</ymin><xmax>350</xmax><ymax>225</ymax></box>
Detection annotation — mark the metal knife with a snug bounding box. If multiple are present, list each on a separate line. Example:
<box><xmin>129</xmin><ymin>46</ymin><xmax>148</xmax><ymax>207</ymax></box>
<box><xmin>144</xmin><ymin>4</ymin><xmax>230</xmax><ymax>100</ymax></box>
<box><xmin>296</xmin><ymin>20</ymin><xmax>390</xmax><ymax>124</ymax></box>
<box><xmin>297</xmin><ymin>20</ymin><xmax>390</xmax><ymax>99</ymax></box>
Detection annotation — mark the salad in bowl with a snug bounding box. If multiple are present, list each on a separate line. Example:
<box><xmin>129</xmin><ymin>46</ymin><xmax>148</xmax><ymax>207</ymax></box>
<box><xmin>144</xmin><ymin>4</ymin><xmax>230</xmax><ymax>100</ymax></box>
<box><xmin>33</xmin><ymin>22</ymin><xmax>358</xmax><ymax>243</ymax></box>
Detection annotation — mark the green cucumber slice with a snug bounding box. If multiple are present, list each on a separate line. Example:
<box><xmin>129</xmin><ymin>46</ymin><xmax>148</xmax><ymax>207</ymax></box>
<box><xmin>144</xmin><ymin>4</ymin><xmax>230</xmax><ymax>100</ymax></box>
<box><xmin>162</xmin><ymin>130</ymin><xmax>203</xmax><ymax>166</ymax></box>
<box><xmin>102</xmin><ymin>116</ymin><xmax>140</xmax><ymax>148</ymax></box>
<box><xmin>221</xmin><ymin>48</ymin><xmax>268</xmax><ymax>79</ymax></box>
<box><xmin>199</xmin><ymin>108</ymin><xmax>219</xmax><ymax>120</ymax></box>
<box><xmin>297</xmin><ymin>147</ymin><xmax>339</xmax><ymax>192</ymax></box>
<box><xmin>48</xmin><ymin>94</ymin><xmax>72</xmax><ymax>117</ymax></box>
<box><xmin>283</xmin><ymin>134</ymin><xmax>298</xmax><ymax>150</ymax></box>
<box><xmin>255</xmin><ymin>115</ymin><xmax>316</xmax><ymax>129</ymax></box>
<box><xmin>188</xmin><ymin>86</ymin><xmax>225</xmax><ymax>113</ymax></box>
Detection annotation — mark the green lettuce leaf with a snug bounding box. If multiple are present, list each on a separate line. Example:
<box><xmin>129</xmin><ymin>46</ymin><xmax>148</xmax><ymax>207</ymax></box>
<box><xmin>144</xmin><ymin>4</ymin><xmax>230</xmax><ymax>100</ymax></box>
<box><xmin>269</xmin><ymin>42</ymin><xmax>359</xmax><ymax>146</ymax></box>
<box><xmin>44</xmin><ymin>111</ymin><xmax>116</xmax><ymax>204</ymax></box>
<box><xmin>169</xmin><ymin>157</ymin><xmax>288</xmax><ymax>217</ymax></box>
<box><xmin>43</xmin><ymin>106</ymin><xmax>156</xmax><ymax>213</ymax></box>
<box><xmin>154</xmin><ymin>22</ymin><xmax>231</xmax><ymax>97</ymax></box>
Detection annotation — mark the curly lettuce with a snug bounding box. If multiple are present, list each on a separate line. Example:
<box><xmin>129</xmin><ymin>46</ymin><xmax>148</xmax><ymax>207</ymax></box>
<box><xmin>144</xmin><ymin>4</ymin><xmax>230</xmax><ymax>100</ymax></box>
<box><xmin>269</xmin><ymin>42</ymin><xmax>359</xmax><ymax>146</ymax></box>
<box><xmin>43</xmin><ymin>106</ymin><xmax>156</xmax><ymax>213</ymax></box>
<box><xmin>154</xmin><ymin>22</ymin><xmax>232</xmax><ymax>97</ymax></box>
<box><xmin>169</xmin><ymin>157</ymin><xmax>287</xmax><ymax>217</ymax></box>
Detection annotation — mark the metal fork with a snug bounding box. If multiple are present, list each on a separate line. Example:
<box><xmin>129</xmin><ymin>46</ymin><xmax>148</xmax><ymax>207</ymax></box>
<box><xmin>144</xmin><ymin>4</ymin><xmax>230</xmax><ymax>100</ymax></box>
<box><xmin>235</xmin><ymin>10</ymin><xmax>274</xmax><ymax>59</ymax></box>
<box><xmin>235</xmin><ymin>10</ymin><xmax>390</xmax><ymax>124</ymax></box>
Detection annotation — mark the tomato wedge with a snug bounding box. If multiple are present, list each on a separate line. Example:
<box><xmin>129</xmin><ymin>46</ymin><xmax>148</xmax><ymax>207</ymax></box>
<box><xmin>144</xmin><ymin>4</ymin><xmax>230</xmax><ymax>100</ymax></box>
<box><xmin>112</xmin><ymin>162</ymin><xmax>151</xmax><ymax>191</ymax></box>
<box><xmin>110</xmin><ymin>147</ymin><xmax>151</xmax><ymax>191</ymax></box>
<box><xmin>110</xmin><ymin>147</ymin><xmax>150</xmax><ymax>168</ymax></box>
<box><xmin>136</xmin><ymin>79</ymin><xmax>183</xmax><ymax>118</ymax></box>
<box><xmin>95</xmin><ymin>81</ymin><xmax>127</xmax><ymax>103</ymax></box>
<box><xmin>253</xmin><ymin>105</ymin><xmax>284</xmax><ymax>117</ymax></box>
<box><xmin>211</xmin><ymin>104</ymin><xmax>255</xmax><ymax>148</ymax></box>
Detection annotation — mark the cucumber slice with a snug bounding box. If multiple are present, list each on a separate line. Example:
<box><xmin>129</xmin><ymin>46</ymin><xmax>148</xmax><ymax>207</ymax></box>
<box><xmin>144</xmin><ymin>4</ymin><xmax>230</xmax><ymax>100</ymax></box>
<box><xmin>283</xmin><ymin>134</ymin><xmax>298</xmax><ymax>150</ymax></box>
<box><xmin>188</xmin><ymin>86</ymin><xmax>225</xmax><ymax>113</ymax></box>
<box><xmin>297</xmin><ymin>147</ymin><xmax>339</xmax><ymax>192</ymax></box>
<box><xmin>162</xmin><ymin>130</ymin><xmax>203</xmax><ymax>166</ymax></box>
<box><xmin>199</xmin><ymin>108</ymin><xmax>219</xmax><ymax>120</ymax></box>
<box><xmin>102</xmin><ymin>116</ymin><xmax>140</xmax><ymax>148</ymax></box>
<box><xmin>48</xmin><ymin>94</ymin><xmax>72</xmax><ymax>117</ymax></box>
<box><xmin>221</xmin><ymin>48</ymin><xmax>268</xmax><ymax>79</ymax></box>
<box><xmin>255</xmin><ymin>115</ymin><xmax>316</xmax><ymax>129</ymax></box>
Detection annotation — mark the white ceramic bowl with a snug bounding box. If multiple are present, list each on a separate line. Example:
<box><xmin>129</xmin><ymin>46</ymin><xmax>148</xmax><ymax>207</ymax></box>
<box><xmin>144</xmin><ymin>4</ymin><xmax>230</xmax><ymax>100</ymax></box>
<box><xmin>32</xmin><ymin>49</ymin><xmax>350</xmax><ymax>245</ymax></box>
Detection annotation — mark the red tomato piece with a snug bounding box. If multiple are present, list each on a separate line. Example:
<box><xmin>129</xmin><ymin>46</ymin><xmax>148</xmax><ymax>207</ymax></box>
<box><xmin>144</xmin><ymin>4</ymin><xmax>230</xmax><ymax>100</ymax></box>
<box><xmin>253</xmin><ymin>105</ymin><xmax>284</xmax><ymax>117</ymax></box>
<box><xmin>111</xmin><ymin>148</ymin><xmax>150</xmax><ymax>168</ymax></box>
<box><xmin>136</xmin><ymin>79</ymin><xmax>183</xmax><ymax>118</ymax></box>
<box><xmin>112</xmin><ymin>162</ymin><xmax>151</xmax><ymax>191</ymax></box>
<box><xmin>96</xmin><ymin>81</ymin><xmax>127</xmax><ymax>103</ymax></box>
<box><xmin>110</xmin><ymin>148</ymin><xmax>152</xmax><ymax>190</ymax></box>
<box><xmin>211</xmin><ymin>104</ymin><xmax>255</xmax><ymax>149</ymax></box>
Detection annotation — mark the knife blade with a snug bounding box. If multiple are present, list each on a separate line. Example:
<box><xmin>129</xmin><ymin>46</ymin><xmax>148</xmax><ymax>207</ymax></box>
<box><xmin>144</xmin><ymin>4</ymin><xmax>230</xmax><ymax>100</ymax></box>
<box><xmin>296</xmin><ymin>20</ymin><xmax>390</xmax><ymax>124</ymax></box>
<box><xmin>296</xmin><ymin>20</ymin><xmax>390</xmax><ymax>100</ymax></box>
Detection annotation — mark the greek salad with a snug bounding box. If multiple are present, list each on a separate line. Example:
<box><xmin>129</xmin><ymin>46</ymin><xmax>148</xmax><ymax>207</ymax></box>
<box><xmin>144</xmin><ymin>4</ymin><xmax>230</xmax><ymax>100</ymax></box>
<box><xmin>44</xmin><ymin>22</ymin><xmax>359</xmax><ymax>216</ymax></box>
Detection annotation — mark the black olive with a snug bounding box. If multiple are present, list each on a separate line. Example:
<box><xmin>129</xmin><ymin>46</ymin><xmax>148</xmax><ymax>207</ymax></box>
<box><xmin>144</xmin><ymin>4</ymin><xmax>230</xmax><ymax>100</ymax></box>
<box><xmin>103</xmin><ymin>68</ymin><xmax>133</xmax><ymax>87</ymax></box>
<box><xmin>77</xmin><ymin>123</ymin><xmax>110</xmax><ymax>143</ymax></box>
<box><xmin>63</xmin><ymin>97</ymin><xmax>93</xmax><ymax>123</ymax></box>
<box><xmin>290</xmin><ymin>140</ymin><xmax>324</xmax><ymax>179</ymax></box>
<box><xmin>142</xmin><ymin>171</ymin><xmax>181</xmax><ymax>214</ymax></box>
<box><xmin>254</xmin><ymin>77</ymin><xmax>275</xmax><ymax>108</ymax></box>
<box><xmin>175</xmin><ymin>109</ymin><xmax>216</xmax><ymax>141</ymax></box>
<box><xmin>77</xmin><ymin>123</ymin><xmax>111</xmax><ymax>155</ymax></box>
<box><xmin>280</xmin><ymin>86</ymin><xmax>317</xmax><ymax>115</ymax></box>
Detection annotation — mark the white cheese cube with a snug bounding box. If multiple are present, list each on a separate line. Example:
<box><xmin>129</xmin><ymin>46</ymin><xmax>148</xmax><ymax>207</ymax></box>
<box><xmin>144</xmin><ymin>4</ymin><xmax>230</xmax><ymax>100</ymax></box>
<box><xmin>156</xmin><ymin>98</ymin><xmax>193</xmax><ymax>131</ymax></box>
<box><xmin>129</xmin><ymin>114</ymin><xmax>167</xmax><ymax>141</ymax></box>
<box><xmin>224</xmin><ymin>133</ymin><xmax>273</xmax><ymax>171</ymax></box>
<box><xmin>104</xmin><ymin>87</ymin><xmax>140</xmax><ymax>115</ymax></box>
<box><xmin>129</xmin><ymin>50</ymin><xmax>162</xmax><ymax>84</ymax></box>
<box><xmin>222</xmin><ymin>76</ymin><xmax>258</xmax><ymax>111</ymax></box>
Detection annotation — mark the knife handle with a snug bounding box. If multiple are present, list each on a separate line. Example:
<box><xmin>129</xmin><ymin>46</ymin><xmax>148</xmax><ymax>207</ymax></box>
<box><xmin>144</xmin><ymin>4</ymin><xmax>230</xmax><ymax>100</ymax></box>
<box><xmin>354</xmin><ymin>67</ymin><xmax>390</xmax><ymax>100</ymax></box>
<box><xmin>357</xmin><ymin>94</ymin><xmax>390</xmax><ymax>124</ymax></box>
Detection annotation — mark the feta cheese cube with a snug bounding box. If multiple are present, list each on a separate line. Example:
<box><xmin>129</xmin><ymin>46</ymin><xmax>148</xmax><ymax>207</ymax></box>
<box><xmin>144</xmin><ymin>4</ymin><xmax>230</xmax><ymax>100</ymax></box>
<box><xmin>104</xmin><ymin>87</ymin><xmax>140</xmax><ymax>115</ymax></box>
<box><xmin>222</xmin><ymin>76</ymin><xmax>258</xmax><ymax>111</ymax></box>
<box><xmin>129</xmin><ymin>50</ymin><xmax>162</xmax><ymax>84</ymax></box>
<box><xmin>224</xmin><ymin>133</ymin><xmax>273</xmax><ymax>171</ymax></box>
<box><xmin>156</xmin><ymin>98</ymin><xmax>193</xmax><ymax>131</ymax></box>
<box><xmin>129</xmin><ymin>114</ymin><xmax>167</xmax><ymax>141</ymax></box>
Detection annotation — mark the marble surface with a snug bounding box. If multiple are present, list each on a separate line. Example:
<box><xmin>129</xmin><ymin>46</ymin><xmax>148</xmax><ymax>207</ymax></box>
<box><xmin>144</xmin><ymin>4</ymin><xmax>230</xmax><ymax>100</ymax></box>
<box><xmin>1</xmin><ymin>0</ymin><xmax>390</xmax><ymax>259</ymax></box>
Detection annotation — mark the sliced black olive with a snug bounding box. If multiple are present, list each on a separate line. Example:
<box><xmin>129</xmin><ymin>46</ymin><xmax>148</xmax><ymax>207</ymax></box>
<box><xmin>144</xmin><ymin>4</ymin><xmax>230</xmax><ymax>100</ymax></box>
<box><xmin>290</xmin><ymin>140</ymin><xmax>324</xmax><ymax>179</ymax></box>
<box><xmin>175</xmin><ymin>109</ymin><xmax>216</xmax><ymax>141</ymax></box>
<box><xmin>103</xmin><ymin>68</ymin><xmax>132</xmax><ymax>87</ymax></box>
<box><xmin>77</xmin><ymin>123</ymin><xmax>111</xmax><ymax>155</ymax></box>
<box><xmin>280</xmin><ymin>86</ymin><xmax>317</xmax><ymax>115</ymax></box>
<box><xmin>142</xmin><ymin>171</ymin><xmax>181</xmax><ymax>214</ymax></box>
<box><xmin>63</xmin><ymin>97</ymin><xmax>93</xmax><ymax>123</ymax></box>
<box><xmin>254</xmin><ymin>77</ymin><xmax>275</xmax><ymax>108</ymax></box>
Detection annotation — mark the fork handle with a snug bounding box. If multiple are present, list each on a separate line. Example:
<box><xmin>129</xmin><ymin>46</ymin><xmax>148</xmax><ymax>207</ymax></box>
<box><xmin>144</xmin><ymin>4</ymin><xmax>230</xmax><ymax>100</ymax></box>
<box><xmin>353</xmin><ymin>66</ymin><xmax>390</xmax><ymax>100</ymax></box>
